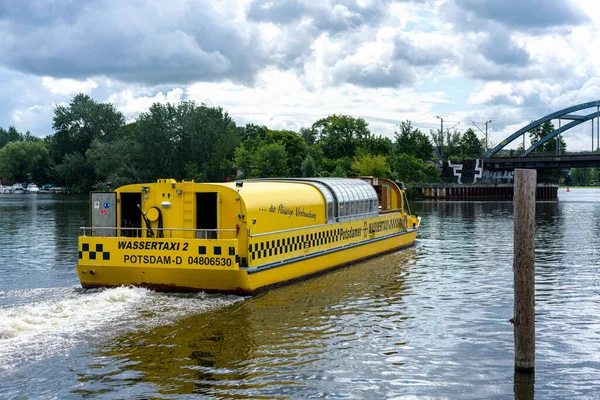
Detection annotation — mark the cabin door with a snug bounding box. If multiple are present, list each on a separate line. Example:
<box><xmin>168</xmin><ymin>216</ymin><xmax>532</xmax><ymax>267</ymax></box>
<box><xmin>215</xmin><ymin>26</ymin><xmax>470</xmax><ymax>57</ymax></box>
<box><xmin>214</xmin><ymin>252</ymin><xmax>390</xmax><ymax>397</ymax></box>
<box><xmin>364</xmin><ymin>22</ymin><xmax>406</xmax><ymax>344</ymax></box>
<box><xmin>196</xmin><ymin>192</ymin><xmax>218</xmax><ymax>239</ymax></box>
<box><xmin>120</xmin><ymin>193</ymin><xmax>142</xmax><ymax>237</ymax></box>
<box><xmin>91</xmin><ymin>192</ymin><xmax>117</xmax><ymax>237</ymax></box>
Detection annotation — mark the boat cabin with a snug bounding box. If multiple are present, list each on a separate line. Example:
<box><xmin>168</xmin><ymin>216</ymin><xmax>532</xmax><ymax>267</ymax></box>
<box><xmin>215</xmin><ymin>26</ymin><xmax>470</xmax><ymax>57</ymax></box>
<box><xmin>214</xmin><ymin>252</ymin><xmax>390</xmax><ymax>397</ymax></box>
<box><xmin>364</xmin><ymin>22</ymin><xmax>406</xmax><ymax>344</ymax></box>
<box><xmin>87</xmin><ymin>177</ymin><xmax>408</xmax><ymax>240</ymax></box>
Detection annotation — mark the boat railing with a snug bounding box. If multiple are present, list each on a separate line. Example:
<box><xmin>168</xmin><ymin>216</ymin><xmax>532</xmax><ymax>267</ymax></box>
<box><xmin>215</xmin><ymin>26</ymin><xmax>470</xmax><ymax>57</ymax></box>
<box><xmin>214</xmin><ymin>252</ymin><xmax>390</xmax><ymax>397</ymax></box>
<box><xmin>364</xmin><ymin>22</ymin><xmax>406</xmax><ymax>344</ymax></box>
<box><xmin>79</xmin><ymin>227</ymin><xmax>237</xmax><ymax>239</ymax></box>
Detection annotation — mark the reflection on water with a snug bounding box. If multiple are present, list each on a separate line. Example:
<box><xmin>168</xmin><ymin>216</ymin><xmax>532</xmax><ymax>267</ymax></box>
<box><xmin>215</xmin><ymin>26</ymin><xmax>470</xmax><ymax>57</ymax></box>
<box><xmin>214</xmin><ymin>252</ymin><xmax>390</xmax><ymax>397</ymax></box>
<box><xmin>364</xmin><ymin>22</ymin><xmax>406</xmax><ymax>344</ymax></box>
<box><xmin>91</xmin><ymin>251</ymin><xmax>416</xmax><ymax>399</ymax></box>
<box><xmin>1</xmin><ymin>190</ymin><xmax>600</xmax><ymax>398</ymax></box>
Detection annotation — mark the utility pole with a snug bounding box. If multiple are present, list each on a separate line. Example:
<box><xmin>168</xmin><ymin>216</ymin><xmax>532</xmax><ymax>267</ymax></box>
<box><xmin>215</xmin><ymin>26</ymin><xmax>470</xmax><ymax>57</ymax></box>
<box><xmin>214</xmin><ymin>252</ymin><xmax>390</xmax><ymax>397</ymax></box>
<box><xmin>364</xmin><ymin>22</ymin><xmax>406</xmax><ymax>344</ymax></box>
<box><xmin>436</xmin><ymin>115</ymin><xmax>444</xmax><ymax>135</ymax></box>
<box><xmin>472</xmin><ymin>120</ymin><xmax>492</xmax><ymax>152</ymax></box>
<box><xmin>436</xmin><ymin>116</ymin><xmax>444</xmax><ymax>158</ymax></box>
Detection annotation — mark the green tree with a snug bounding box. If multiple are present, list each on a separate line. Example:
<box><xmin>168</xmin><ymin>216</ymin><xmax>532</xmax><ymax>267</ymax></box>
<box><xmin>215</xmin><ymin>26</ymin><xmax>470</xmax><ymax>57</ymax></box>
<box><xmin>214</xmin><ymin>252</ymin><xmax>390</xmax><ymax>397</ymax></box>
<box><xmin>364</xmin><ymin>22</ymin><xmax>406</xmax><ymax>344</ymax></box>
<box><xmin>300</xmin><ymin>127</ymin><xmax>317</xmax><ymax>146</ymax></box>
<box><xmin>332</xmin><ymin>165</ymin><xmax>346</xmax><ymax>177</ymax></box>
<box><xmin>570</xmin><ymin>168</ymin><xmax>593</xmax><ymax>186</ymax></box>
<box><xmin>87</xmin><ymin>135</ymin><xmax>143</xmax><ymax>188</ymax></box>
<box><xmin>51</xmin><ymin>93</ymin><xmax>125</xmax><ymax>162</ymax></box>
<box><xmin>390</xmin><ymin>153</ymin><xmax>440</xmax><ymax>183</ymax></box>
<box><xmin>47</xmin><ymin>93</ymin><xmax>125</xmax><ymax>189</ymax></box>
<box><xmin>0</xmin><ymin>126</ymin><xmax>23</xmax><ymax>149</ymax></box>
<box><xmin>257</xmin><ymin>142</ymin><xmax>290</xmax><ymax>177</ymax></box>
<box><xmin>430</xmin><ymin>128</ymin><xmax>444</xmax><ymax>159</ymax></box>
<box><xmin>312</xmin><ymin>115</ymin><xmax>370</xmax><ymax>160</ymax></box>
<box><xmin>445</xmin><ymin>130</ymin><xmax>462</xmax><ymax>159</ymax></box>
<box><xmin>184</xmin><ymin>104</ymin><xmax>240</xmax><ymax>182</ymax></box>
<box><xmin>301</xmin><ymin>154</ymin><xmax>316</xmax><ymax>177</ymax></box>
<box><xmin>0</xmin><ymin>141</ymin><xmax>51</xmax><ymax>183</ymax></box>
<box><xmin>361</xmin><ymin>135</ymin><xmax>393</xmax><ymax>156</ymax></box>
<box><xmin>129</xmin><ymin>101</ymin><xmax>239</xmax><ymax>182</ymax></box>
<box><xmin>55</xmin><ymin>152</ymin><xmax>95</xmax><ymax>192</ymax></box>
<box><xmin>429</xmin><ymin>127</ymin><xmax>461</xmax><ymax>159</ymax></box>
<box><xmin>395</xmin><ymin>121</ymin><xmax>434</xmax><ymax>160</ymax></box>
<box><xmin>234</xmin><ymin>141</ymin><xmax>291</xmax><ymax>178</ymax></box>
<box><xmin>234</xmin><ymin>141</ymin><xmax>259</xmax><ymax>178</ymax></box>
<box><xmin>351</xmin><ymin>154</ymin><xmax>390</xmax><ymax>177</ymax></box>
<box><xmin>528</xmin><ymin>121</ymin><xmax>567</xmax><ymax>153</ymax></box>
<box><xmin>237</xmin><ymin>123</ymin><xmax>268</xmax><ymax>142</ymax></box>
<box><xmin>458</xmin><ymin>128</ymin><xmax>484</xmax><ymax>159</ymax></box>
<box><xmin>265</xmin><ymin>130</ymin><xmax>307</xmax><ymax>177</ymax></box>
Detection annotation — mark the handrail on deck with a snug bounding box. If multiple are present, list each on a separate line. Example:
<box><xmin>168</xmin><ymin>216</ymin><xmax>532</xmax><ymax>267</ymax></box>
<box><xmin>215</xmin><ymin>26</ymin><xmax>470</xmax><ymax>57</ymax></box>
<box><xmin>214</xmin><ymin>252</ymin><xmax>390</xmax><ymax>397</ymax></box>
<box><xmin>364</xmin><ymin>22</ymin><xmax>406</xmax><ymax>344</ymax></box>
<box><xmin>80</xmin><ymin>226</ymin><xmax>237</xmax><ymax>239</ymax></box>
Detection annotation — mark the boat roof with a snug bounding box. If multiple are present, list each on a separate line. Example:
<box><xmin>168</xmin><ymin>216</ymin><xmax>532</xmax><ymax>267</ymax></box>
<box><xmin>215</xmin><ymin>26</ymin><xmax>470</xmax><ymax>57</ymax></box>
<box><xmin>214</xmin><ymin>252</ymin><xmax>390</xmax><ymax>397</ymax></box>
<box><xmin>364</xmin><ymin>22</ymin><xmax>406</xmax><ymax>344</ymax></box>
<box><xmin>245</xmin><ymin>178</ymin><xmax>379</xmax><ymax>220</ymax></box>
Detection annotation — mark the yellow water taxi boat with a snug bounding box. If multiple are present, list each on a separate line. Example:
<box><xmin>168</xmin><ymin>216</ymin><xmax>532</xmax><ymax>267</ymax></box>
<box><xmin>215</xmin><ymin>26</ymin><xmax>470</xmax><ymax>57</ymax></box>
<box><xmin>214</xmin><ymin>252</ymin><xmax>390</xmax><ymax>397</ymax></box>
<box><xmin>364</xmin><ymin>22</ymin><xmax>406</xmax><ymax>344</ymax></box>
<box><xmin>76</xmin><ymin>177</ymin><xmax>420</xmax><ymax>294</ymax></box>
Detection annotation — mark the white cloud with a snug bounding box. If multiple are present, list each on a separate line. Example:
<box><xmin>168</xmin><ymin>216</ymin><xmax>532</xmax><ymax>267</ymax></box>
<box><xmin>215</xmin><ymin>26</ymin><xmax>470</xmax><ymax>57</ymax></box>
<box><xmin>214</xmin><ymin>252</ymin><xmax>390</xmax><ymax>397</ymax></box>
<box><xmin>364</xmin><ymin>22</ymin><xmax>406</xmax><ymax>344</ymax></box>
<box><xmin>468</xmin><ymin>82</ymin><xmax>523</xmax><ymax>106</ymax></box>
<box><xmin>11</xmin><ymin>105</ymin><xmax>54</xmax><ymax>135</ymax></box>
<box><xmin>41</xmin><ymin>77</ymin><xmax>99</xmax><ymax>95</ymax></box>
<box><xmin>107</xmin><ymin>88</ymin><xmax>185</xmax><ymax>116</ymax></box>
<box><xmin>1</xmin><ymin>0</ymin><xmax>599</xmax><ymax>153</ymax></box>
<box><xmin>187</xmin><ymin>68</ymin><xmax>448</xmax><ymax>136</ymax></box>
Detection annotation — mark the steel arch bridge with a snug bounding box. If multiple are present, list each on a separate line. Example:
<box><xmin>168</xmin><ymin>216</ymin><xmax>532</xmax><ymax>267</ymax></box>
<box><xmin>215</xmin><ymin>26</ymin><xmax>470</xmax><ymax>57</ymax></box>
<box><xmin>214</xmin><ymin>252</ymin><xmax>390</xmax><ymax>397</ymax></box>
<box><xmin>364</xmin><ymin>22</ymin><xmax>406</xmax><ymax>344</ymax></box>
<box><xmin>484</xmin><ymin>100</ymin><xmax>600</xmax><ymax>159</ymax></box>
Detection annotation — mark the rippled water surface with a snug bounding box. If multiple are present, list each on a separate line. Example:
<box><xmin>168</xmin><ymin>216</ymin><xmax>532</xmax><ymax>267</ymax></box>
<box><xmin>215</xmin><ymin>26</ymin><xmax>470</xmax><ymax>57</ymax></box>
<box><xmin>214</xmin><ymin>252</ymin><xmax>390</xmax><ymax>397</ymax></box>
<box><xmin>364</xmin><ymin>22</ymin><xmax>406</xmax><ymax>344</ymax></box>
<box><xmin>1</xmin><ymin>189</ymin><xmax>599</xmax><ymax>399</ymax></box>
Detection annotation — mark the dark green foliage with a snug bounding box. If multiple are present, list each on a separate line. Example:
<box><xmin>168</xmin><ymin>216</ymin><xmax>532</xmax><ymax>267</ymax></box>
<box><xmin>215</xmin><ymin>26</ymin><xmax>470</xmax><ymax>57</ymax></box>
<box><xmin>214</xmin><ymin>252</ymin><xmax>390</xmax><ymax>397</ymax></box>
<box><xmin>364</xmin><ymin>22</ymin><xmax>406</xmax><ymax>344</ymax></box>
<box><xmin>0</xmin><ymin>126</ymin><xmax>24</xmax><ymax>149</ymax></box>
<box><xmin>300</xmin><ymin>127</ymin><xmax>317</xmax><ymax>146</ymax></box>
<box><xmin>429</xmin><ymin>126</ymin><xmax>461</xmax><ymax>159</ymax></box>
<box><xmin>87</xmin><ymin>135</ymin><xmax>143</xmax><ymax>188</ymax></box>
<box><xmin>258</xmin><ymin>142</ymin><xmax>290</xmax><ymax>177</ymax></box>
<box><xmin>390</xmin><ymin>153</ymin><xmax>440</xmax><ymax>183</ymax></box>
<box><xmin>55</xmin><ymin>152</ymin><xmax>95</xmax><ymax>192</ymax></box>
<box><xmin>0</xmin><ymin>141</ymin><xmax>51</xmax><ymax>183</ymax></box>
<box><xmin>458</xmin><ymin>128</ymin><xmax>484</xmax><ymax>159</ymax></box>
<box><xmin>312</xmin><ymin>115</ymin><xmax>370</xmax><ymax>160</ymax></box>
<box><xmin>528</xmin><ymin>121</ymin><xmax>567</xmax><ymax>153</ymax></box>
<box><xmin>51</xmin><ymin>93</ymin><xmax>125</xmax><ymax>162</ymax></box>
<box><xmin>395</xmin><ymin>121</ymin><xmax>434</xmax><ymax>160</ymax></box>
<box><xmin>265</xmin><ymin>130</ymin><xmax>307</xmax><ymax>177</ymax></box>
<box><xmin>351</xmin><ymin>154</ymin><xmax>390</xmax><ymax>177</ymax></box>
<box><xmin>301</xmin><ymin>154</ymin><xmax>316</xmax><ymax>177</ymax></box>
<box><xmin>570</xmin><ymin>168</ymin><xmax>592</xmax><ymax>186</ymax></box>
<box><xmin>361</xmin><ymin>135</ymin><xmax>393</xmax><ymax>156</ymax></box>
<box><xmin>2</xmin><ymin>93</ymin><xmax>442</xmax><ymax>188</ymax></box>
<box><xmin>97</xmin><ymin>101</ymin><xmax>240</xmax><ymax>183</ymax></box>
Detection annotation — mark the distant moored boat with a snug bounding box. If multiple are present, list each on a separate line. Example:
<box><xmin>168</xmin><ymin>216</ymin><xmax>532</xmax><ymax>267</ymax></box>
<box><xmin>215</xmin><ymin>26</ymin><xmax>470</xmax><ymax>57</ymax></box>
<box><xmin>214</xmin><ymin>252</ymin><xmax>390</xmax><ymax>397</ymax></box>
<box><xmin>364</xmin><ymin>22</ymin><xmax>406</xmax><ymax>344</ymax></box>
<box><xmin>11</xmin><ymin>183</ymin><xmax>27</xmax><ymax>194</ymax></box>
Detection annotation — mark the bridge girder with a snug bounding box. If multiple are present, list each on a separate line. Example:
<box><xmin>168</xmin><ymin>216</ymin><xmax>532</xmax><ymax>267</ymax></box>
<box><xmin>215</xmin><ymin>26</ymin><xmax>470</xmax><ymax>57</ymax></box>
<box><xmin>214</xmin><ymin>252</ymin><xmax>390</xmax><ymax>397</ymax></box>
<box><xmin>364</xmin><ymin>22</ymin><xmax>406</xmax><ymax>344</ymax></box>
<box><xmin>522</xmin><ymin>110</ymin><xmax>600</xmax><ymax>156</ymax></box>
<box><xmin>484</xmin><ymin>100</ymin><xmax>600</xmax><ymax>158</ymax></box>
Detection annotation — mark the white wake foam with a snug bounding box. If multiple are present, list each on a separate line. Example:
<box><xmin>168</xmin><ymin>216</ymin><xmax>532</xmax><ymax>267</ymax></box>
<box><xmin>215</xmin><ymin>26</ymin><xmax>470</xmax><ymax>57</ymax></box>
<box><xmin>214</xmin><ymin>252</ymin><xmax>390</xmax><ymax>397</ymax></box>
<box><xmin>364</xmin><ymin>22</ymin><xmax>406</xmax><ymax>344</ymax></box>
<box><xmin>0</xmin><ymin>286</ymin><xmax>241</xmax><ymax>373</ymax></box>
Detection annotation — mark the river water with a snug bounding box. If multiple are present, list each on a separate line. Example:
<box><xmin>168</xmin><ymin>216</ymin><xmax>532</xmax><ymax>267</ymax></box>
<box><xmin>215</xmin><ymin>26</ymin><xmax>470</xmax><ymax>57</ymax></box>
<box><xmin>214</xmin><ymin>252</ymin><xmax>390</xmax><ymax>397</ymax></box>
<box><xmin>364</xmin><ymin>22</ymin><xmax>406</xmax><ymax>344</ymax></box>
<box><xmin>0</xmin><ymin>189</ymin><xmax>599</xmax><ymax>399</ymax></box>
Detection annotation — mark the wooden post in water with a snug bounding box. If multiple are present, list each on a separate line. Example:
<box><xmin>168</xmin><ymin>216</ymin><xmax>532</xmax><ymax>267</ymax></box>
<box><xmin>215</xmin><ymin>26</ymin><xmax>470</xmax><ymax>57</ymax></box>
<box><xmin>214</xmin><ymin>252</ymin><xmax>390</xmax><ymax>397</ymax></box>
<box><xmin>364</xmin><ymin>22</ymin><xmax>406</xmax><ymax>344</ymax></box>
<box><xmin>513</xmin><ymin>169</ymin><xmax>536</xmax><ymax>372</ymax></box>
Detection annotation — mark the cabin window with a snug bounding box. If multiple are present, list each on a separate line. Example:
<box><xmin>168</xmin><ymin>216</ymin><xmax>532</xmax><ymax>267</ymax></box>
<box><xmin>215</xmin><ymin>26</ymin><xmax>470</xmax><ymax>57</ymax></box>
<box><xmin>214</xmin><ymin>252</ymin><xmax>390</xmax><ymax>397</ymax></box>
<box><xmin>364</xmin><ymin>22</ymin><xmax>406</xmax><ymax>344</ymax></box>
<box><xmin>196</xmin><ymin>192</ymin><xmax>218</xmax><ymax>239</ymax></box>
<box><xmin>120</xmin><ymin>193</ymin><xmax>142</xmax><ymax>237</ymax></box>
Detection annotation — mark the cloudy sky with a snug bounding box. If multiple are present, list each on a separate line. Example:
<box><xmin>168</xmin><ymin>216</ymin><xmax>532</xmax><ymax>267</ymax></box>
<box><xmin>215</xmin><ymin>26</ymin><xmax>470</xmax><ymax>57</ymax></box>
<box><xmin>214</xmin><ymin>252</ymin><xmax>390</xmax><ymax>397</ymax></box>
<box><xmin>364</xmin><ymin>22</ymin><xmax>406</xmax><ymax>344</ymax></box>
<box><xmin>1</xmin><ymin>0</ymin><xmax>599</xmax><ymax>151</ymax></box>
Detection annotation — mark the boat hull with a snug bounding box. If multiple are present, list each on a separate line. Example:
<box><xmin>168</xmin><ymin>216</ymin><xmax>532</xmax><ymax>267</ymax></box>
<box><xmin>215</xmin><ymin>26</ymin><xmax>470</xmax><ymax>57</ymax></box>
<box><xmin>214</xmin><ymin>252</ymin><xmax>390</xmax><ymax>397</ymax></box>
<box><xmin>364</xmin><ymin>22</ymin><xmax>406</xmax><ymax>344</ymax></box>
<box><xmin>76</xmin><ymin>177</ymin><xmax>420</xmax><ymax>295</ymax></box>
<box><xmin>76</xmin><ymin>226</ymin><xmax>417</xmax><ymax>295</ymax></box>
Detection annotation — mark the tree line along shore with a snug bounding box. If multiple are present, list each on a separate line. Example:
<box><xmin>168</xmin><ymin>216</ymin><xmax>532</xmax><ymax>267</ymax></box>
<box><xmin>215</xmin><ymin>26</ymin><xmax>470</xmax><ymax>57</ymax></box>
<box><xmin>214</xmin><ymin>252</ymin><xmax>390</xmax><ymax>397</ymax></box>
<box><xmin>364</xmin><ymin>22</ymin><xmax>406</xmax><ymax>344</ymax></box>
<box><xmin>2</xmin><ymin>93</ymin><xmax>590</xmax><ymax>192</ymax></box>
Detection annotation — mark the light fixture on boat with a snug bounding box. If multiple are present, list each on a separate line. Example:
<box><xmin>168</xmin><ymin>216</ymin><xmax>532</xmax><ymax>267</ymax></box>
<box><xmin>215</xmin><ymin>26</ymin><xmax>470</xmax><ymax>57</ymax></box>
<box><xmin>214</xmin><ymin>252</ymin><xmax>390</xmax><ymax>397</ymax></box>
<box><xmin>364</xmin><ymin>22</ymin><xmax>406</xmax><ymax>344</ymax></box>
<box><xmin>161</xmin><ymin>201</ymin><xmax>171</xmax><ymax>209</ymax></box>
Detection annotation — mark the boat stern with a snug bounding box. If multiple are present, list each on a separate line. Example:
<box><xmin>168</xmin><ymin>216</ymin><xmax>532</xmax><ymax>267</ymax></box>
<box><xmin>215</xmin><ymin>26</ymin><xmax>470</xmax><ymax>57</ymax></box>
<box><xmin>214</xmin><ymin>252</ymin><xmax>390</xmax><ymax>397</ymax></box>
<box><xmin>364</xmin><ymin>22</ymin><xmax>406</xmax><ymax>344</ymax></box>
<box><xmin>76</xmin><ymin>236</ymin><xmax>253</xmax><ymax>294</ymax></box>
